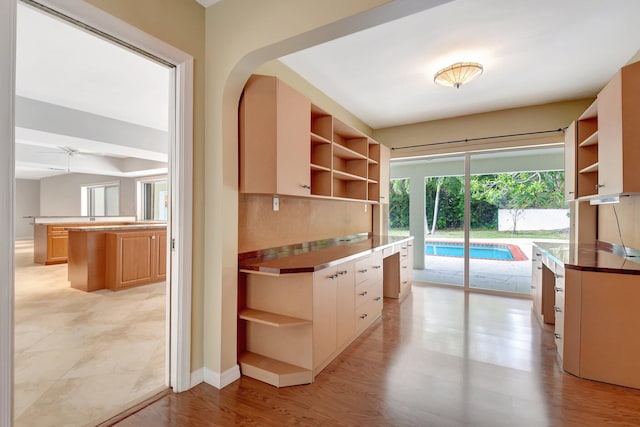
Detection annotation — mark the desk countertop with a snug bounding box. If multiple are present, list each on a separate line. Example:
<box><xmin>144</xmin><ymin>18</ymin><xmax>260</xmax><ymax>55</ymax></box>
<box><xmin>239</xmin><ymin>234</ymin><xmax>414</xmax><ymax>275</ymax></box>
<box><xmin>534</xmin><ymin>241</ymin><xmax>640</xmax><ymax>275</ymax></box>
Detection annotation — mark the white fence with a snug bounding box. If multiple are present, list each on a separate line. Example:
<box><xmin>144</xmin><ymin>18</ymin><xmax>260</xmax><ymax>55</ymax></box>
<box><xmin>498</xmin><ymin>209</ymin><xmax>569</xmax><ymax>232</ymax></box>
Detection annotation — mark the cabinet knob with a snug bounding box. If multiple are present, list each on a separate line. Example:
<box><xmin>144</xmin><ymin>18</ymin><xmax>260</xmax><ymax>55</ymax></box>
<box><xmin>554</xmin><ymin>306</ymin><xmax>562</xmax><ymax>313</ymax></box>
<box><xmin>372</xmin><ymin>265</ymin><xmax>381</xmax><ymax>269</ymax></box>
<box><xmin>151</xmin><ymin>235</ymin><xmax>156</xmax><ymax>240</ymax></box>
<box><xmin>568</xmin><ymin>191</ymin><xmax>574</xmax><ymax>194</ymax></box>
<box><xmin>554</xmin><ymin>286</ymin><xmax>563</xmax><ymax>292</ymax></box>
<box><xmin>359</xmin><ymin>291</ymin><xmax>368</xmax><ymax>296</ymax></box>
<box><xmin>530</xmin><ymin>285</ymin><xmax>536</xmax><ymax>289</ymax></box>
<box><xmin>360</xmin><ymin>314</ymin><xmax>368</xmax><ymax>320</ymax></box>
<box><xmin>329</xmin><ymin>274</ymin><xmax>338</xmax><ymax>279</ymax></box>
<box><xmin>554</xmin><ymin>333</ymin><xmax>562</xmax><ymax>340</ymax></box>
<box><xmin>338</xmin><ymin>270</ymin><xmax>348</xmax><ymax>275</ymax></box>
<box><xmin>537</xmin><ymin>266</ymin><xmax>542</xmax><ymax>270</ymax></box>
<box><xmin>302</xmin><ymin>184</ymin><xmax>311</xmax><ymax>190</ymax></box>
<box><xmin>596</xmin><ymin>184</ymin><xmax>604</xmax><ymax>189</ymax></box>
<box><xmin>374</xmin><ymin>297</ymin><xmax>381</xmax><ymax>301</ymax></box>
<box><xmin>359</xmin><ymin>269</ymin><xmax>368</xmax><ymax>273</ymax></box>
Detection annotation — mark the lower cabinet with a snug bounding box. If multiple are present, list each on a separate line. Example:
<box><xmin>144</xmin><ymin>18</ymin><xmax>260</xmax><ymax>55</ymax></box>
<box><xmin>239</xmin><ymin>253</ymin><xmax>383</xmax><ymax>387</ymax></box>
<box><xmin>383</xmin><ymin>237</ymin><xmax>414</xmax><ymax>299</ymax></box>
<box><xmin>105</xmin><ymin>229</ymin><xmax>167</xmax><ymax>290</ymax></box>
<box><xmin>562</xmin><ymin>269</ymin><xmax>640</xmax><ymax>389</ymax></box>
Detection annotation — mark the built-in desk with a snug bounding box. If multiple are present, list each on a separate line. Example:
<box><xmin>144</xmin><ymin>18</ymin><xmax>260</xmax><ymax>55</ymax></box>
<box><xmin>533</xmin><ymin>241</ymin><xmax>640</xmax><ymax>389</ymax></box>
<box><xmin>238</xmin><ymin>233</ymin><xmax>414</xmax><ymax>387</ymax></box>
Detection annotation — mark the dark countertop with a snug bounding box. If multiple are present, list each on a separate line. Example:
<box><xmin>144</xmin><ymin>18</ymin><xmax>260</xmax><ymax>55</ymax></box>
<box><xmin>534</xmin><ymin>241</ymin><xmax>640</xmax><ymax>275</ymax></box>
<box><xmin>65</xmin><ymin>224</ymin><xmax>166</xmax><ymax>232</ymax></box>
<box><xmin>239</xmin><ymin>234</ymin><xmax>414</xmax><ymax>275</ymax></box>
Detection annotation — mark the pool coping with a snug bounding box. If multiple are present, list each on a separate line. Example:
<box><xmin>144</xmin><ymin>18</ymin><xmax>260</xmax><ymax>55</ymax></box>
<box><xmin>424</xmin><ymin>240</ymin><xmax>529</xmax><ymax>261</ymax></box>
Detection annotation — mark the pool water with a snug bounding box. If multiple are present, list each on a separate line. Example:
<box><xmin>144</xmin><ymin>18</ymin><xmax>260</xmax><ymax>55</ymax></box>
<box><xmin>425</xmin><ymin>241</ymin><xmax>515</xmax><ymax>260</ymax></box>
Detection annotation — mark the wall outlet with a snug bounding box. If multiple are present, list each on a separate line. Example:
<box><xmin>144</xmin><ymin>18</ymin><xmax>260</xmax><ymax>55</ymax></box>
<box><xmin>273</xmin><ymin>196</ymin><xmax>279</xmax><ymax>211</ymax></box>
<box><xmin>364</xmin><ymin>204</ymin><xmax>367</xmax><ymax>212</ymax></box>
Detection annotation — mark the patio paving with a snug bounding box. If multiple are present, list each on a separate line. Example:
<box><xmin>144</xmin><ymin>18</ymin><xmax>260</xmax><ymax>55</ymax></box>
<box><xmin>413</xmin><ymin>239</ymin><xmax>564</xmax><ymax>295</ymax></box>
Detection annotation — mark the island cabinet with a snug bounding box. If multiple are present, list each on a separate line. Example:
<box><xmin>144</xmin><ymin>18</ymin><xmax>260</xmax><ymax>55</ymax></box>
<box><xmin>240</xmin><ymin>74</ymin><xmax>389</xmax><ymax>203</ymax></box>
<box><xmin>105</xmin><ymin>229</ymin><xmax>167</xmax><ymax>291</ymax></box>
<box><xmin>238</xmin><ymin>252</ymin><xmax>383</xmax><ymax>388</ymax></box>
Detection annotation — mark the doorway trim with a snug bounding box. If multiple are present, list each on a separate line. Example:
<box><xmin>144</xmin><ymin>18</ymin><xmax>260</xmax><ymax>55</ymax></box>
<box><xmin>3</xmin><ymin>4</ymin><xmax>194</xmax><ymax>424</ymax></box>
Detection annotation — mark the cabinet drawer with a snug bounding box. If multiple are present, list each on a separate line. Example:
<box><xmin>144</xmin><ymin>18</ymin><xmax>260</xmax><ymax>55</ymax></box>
<box><xmin>355</xmin><ymin>280</ymin><xmax>382</xmax><ymax>309</ymax></box>
<box><xmin>49</xmin><ymin>226</ymin><xmax>68</xmax><ymax>234</ymax></box>
<box><xmin>355</xmin><ymin>296</ymin><xmax>382</xmax><ymax>334</ymax></box>
<box><xmin>382</xmin><ymin>246</ymin><xmax>393</xmax><ymax>258</ymax></box>
<box><xmin>355</xmin><ymin>253</ymin><xmax>383</xmax><ymax>284</ymax></box>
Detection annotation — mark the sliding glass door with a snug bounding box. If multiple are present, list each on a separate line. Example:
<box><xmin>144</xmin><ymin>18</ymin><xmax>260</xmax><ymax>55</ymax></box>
<box><xmin>390</xmin><ymin>147</ymin><xmax>568</xmax><ymax>296</ymax></box>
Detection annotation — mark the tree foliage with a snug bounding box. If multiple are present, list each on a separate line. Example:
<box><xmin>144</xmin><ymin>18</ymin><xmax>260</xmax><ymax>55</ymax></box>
<box><xmin>389</xmin><ymin>171</ymin><xmax>565</xmax><ymax>233</ymax></box>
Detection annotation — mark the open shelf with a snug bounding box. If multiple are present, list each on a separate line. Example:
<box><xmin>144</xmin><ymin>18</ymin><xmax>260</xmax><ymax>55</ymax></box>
<box><xmin>333</xmin><ymin>169</ymin><xmax>367</xmax><ymax>181</ymax></box>
<box><xmin>579</xmin><ymin>130</ymin><xmax>598</xmax><ymax>147</ymax></box>
<box><xmin>333</xmin><ymin>143</ymin><xmax>367</xmax><ymax>160</ymax></box>
<box><xmin>310</xmin><ymin>163</ymin><xmax>331</xmax><ymax>172</ymax></box>
<box><xmin>311</xmin><ymin>132</ymin><xmax>331</xmax><ymax>145</ymax></box>
<box><xmin>333</xmin><ymin>178</ymin><xmax>367</xmax><ymax>200</ymax></box>
<box><xmin>579</xmin><ymin>162</ymin><xmax>599</xmax><ymax>174</ymax></box>
<box><xmin>239</xmin><ymin>308</ymin><xmax>311</xmax><ymax>327</ymax></box>
<box><xmin>311</xmin><ymin>170</ymin><xmax>331</xmax><ymax>197</ymax></box>
<box><xmin>239</xmin><ymin>352</ymin><xmax>312</xmax><ymax>388</ymax></box>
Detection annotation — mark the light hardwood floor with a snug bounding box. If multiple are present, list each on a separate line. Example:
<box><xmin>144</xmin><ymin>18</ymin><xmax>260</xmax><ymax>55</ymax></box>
<box><xmin>116</xmin><ymin>284</ymin><xmax>640</xmax><ymax>427</ymax></box>
<box><xmin>14</xmin><ymin>240</ymin><xmax>167</xmax><ymax>427</ymax></box>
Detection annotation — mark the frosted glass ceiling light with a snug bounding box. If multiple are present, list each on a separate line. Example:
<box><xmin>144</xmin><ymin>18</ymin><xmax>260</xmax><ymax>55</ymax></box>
<box><xmin>434</xmin><ymin>62</ymin><xmax>483</xmax><ymax>88</ymax></box>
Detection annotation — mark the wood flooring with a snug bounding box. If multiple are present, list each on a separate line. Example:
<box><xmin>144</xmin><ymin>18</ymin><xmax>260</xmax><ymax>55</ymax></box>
<box><xmin>115</xmin><ymin>284</ymin><xmax>640</xmax><ymax>427</ymax></box>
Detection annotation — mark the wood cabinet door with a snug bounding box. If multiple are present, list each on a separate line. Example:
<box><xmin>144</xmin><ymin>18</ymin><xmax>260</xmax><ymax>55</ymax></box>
<box><xmin>155</xmin><ymin>231</ymin><xmax>167</xmax><ymax>281</ymax></box>
<box><xmin>378</xmin><ymin>144</ymin><xmax>390</xmax><ymax>203</ymax></box>
<box><xmin>276</xmin><ymin>79</ymin><xmax>311</xmax><ymax>196</ymax></box>
<box><xmin>336</xmin><ymin>261</ymin><xmax>355</xmax><ymax>349</ymax></box>
<box><xmin>313</xmin><ymin>268</ymin><xmax>337</xmax><ymax>369</ymax></box>
<box><xmin>115</xmin><ymin>232</ymin><xmax>155</xmax><ymax>289</ymax></box>
<box><xmin>597</xmin><ymin>70</ymin><xmax>624</xmax><ymax>195</ymax></box>
<box><xmin>564</xmin><ymin>121</ymin><xmax>577</xmax><ymax>200</ymax></box>
<box><xmin>47</xmin><ymin>234</ymin><xmax>69</xmax><ymax>262</ymax></box>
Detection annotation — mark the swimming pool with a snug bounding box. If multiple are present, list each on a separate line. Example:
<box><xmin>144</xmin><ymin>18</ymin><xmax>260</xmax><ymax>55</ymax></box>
<box><xmin>425</xmin><ymin>241</ymin><xmax>526</xmax><ymax>261</ymax></box>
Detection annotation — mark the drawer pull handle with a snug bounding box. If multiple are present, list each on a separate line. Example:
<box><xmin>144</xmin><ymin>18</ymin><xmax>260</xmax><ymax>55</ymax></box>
<box><xmin>372</xmin><ymin>265</ymin><xmax>381</xmax><ymax>269</ymax></box>
<box><xmin>329</xmin><ymin>274</ymin><xmax>338</xmax><ymax>279</ymax></box>
<box><xmin>535</xmin><ymin>252</ymin><xmax>542</xmax><ymax>256</ymax></box>
<box><xmin>402</xmin><ymin>266</ymin><xmax>408</xmax><ymax>269</ymax></box>
<box><xmin>359</xmin><ymin>291</ymin><xmax>368</xmax><ymax>296</ymax></box>
<box><xmin>302</xmin><ymin>184</ymin><xmax>311</xmax><ymax>190</ymax></box>
<box><xmin>554</xmin><ymin>333</ymin><xmax>562</xmax><ymax>340</ymax></box>
<box><xmin>359</xmin><ymin>269</ymin><xmax>368</xmax><ymax>273</ymax></box>
<box><xmin>408</xmin><ymin>244</ymin><xmax>413</xmax><ymax>247</ymax></box>
<box><xmin>338</xmin><ymin>270</ymin><xmax>348</xmax><ymax>275</ymax></box>
<box><xmin>374</xmin><ymin>297</ymin><xmax>381</xmax><ymax>301</ymax></box>
<box><xmin>554</xmin><ymin>286</ymin><xmax>563</xmax><ymax>293</ymax></box>
<box><xmin>556</xmin><ymin>274</ymin><xmax>564</xmax><ymax>279</ymax></box>
<box><xmin>402</xmin><ymin>281</ymin><xmax>408</xmax><ymax>284</ymax></box>
<box><xmin>537</xmin><ymin>266</ymin><xmax>542</xmax><ymax>270</ymax></box>
<box><xmin>530</xmin><ymin>286</ymin><xmax>536</xmax><ymax>289</ymax></box>
<box><xmin>360</xmin><ymin>314</ymin><xmax>368</xmax><ymax>320</ymax></box>
<box><xmin>554</xmin><ymin>306</ymin><xmax>562</xmax><ymax>313</ymax></box>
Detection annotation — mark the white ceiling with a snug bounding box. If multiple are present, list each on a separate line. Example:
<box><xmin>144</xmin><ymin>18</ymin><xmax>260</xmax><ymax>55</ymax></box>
<box><xmin>280</xmin><ymin>0</ymin><xmax>640</xmax><ymax>129</ymax></box>
<box><xmin>15</xmin><ymin>3</ymin><xmax>170</xmax><ymax>180</ymax></box>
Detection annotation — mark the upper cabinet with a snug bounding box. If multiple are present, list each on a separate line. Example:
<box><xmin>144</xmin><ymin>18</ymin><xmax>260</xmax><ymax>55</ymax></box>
<box><xmin>566</xmin><ymin>61</ymin><xmax>640</xmax><ymax>200</ymax></box>
<box><xmin>240</xmin><ymin>75</ymin><xmax>312</xmax><ymax>197</ymax></box>
<box><xmin>240</xmin><ymin>74</ymin><xmax>389</xmax><ymax>203</ymax></box>
<box><xmin>597</xmin><ymin>61</ymin><xmax>640</xmax><ymax>196</ymax></box>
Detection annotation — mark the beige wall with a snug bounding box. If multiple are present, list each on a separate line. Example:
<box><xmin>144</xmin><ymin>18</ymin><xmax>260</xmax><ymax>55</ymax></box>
<box><xmin>374</xmin><ymin>99</ymin><xmax>595</xmax><ymax>157</ymax></box>
<box><xmin>83</xmin><ymin>0</ymin><xmax>207</xmax><ymax>371</ymax></box>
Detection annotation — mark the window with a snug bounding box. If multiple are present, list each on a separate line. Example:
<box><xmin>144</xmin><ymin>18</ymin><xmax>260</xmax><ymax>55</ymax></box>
<box><xmin>81</xmin><ymin>183</ymin><xmax>119</xmax><ymax>216</ymax></box>
<box><xmin>138</xmin><ymin>178</ymin><xmax>168</xmax><ymax>221</ymax></box>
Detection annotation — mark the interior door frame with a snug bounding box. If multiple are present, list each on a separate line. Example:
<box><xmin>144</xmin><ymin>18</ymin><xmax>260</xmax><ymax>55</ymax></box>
<box><xmin>1</xmin><ymin>1</ymin><xmax>194</xmax><ymax>422</ymax></box>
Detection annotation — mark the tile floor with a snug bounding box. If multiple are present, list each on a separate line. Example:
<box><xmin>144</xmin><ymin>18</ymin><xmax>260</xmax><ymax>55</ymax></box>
<box><xmin>13</xmin><ymin>240</ymin><xmax>166</xmax><ymax>427</ymax></box>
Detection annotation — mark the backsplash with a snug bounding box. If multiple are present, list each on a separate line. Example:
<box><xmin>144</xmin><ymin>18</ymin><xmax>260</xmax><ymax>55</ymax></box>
<box><xmin>598</xmin><ymin>195</ymin><xmax>640</xmax><ymax>251</ymax></box>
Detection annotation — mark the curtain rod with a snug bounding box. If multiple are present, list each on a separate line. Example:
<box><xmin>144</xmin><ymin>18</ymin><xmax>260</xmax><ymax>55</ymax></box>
<box><xmin>390</xmin><ymin>127</ymin><xmax>567</xmax><ymax>151</ymax></box>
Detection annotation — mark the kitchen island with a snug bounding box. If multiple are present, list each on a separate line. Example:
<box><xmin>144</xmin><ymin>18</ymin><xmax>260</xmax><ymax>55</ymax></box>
<box><xmin>67</xmin><ymin>223</ymin><xmax>167</xmax><ymax>292</ymax></box>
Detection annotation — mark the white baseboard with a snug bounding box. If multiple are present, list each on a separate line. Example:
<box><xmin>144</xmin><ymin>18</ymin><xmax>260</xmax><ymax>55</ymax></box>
<box><xmin>203</xmin><ymin>365</ymin><xmax>241</xmax><ymax>389</ymax></box>
<box><xmin>190</xmin><ymin>367</ymin><xmax>204</xmax><ymax>389</ymax></box>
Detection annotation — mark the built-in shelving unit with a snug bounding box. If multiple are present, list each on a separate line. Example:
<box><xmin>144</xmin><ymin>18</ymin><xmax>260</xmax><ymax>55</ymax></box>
<box><xmin>576</xmin><ymin>100</ymin><xmax>598</xmax><ymax>199</ymax></box>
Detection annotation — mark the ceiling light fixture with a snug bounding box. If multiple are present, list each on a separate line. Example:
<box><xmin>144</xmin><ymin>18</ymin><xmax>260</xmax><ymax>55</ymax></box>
<box><xmin>434</xmin><ymin>62</ymin><xmax>483</xmax><ymax>88</ymax></box>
